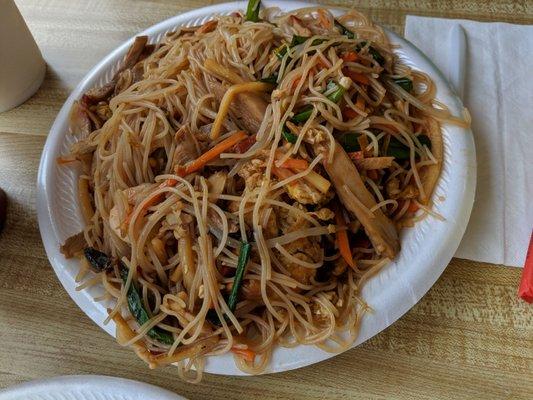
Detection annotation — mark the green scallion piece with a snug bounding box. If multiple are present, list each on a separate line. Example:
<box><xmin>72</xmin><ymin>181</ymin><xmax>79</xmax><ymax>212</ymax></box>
<box><xmin>274</xmin><ymin>43</ymin><xmax>289</xmax><ymax>59</ymax></box>
<box><xmin>326</xmin><ymin>81</ymin><xmax>347</xmax><ymax>103</ymax></box>
<box><xmin>275</xmin><ymin>36</ymin><xmax>326</xmax><ymax>60</ymax></box>
<box><xmin>387</xmin><ymin>135</ymin><xmax>431</xmax><ymax>160</ymax></box>
<box><xmin>227</xmin><ymin>242</ymin><xmax>252</xmax><ymax>311</ymax></box>
<box><xmin>260</xmin><ymin>74</ymin><xmax>278</xmax><ymax>85</ymax></box>
<box><xmin>119</xmin><ymin>266</ymin><xmax>174</xmax><ymax>345</ymax></box>
<box><xmin>290</xmin><ymin>35</ymin><xmax>308</xmax><ymax>46</ymax></box>
<box><xmin>339</xmin><ymin>133</ymin><xmax>361</xmax><ymax>152</ymax></box>
<box><xmin>282</xmin><ymin>127</ymin><xmax>298</xmax><ymax>143</ymax></box>
<box><xmin>290</xmin><ymin>78</ymin><xmax>349</xmax><ymax>124</ymax></box>
<box><xmin>356</xmin><ymin>41</ymin><xmax>385</xmax><ymax>66</ymax></box>
<box><xmin>290</xmin><ymin>106</ymin><xmax>313</xmax><ymax>123</ymax></box>
<box><xmin>206</xmin><ymin>242</ymin><xmax>252</xmax><ymax>327</ymax></box>
<box><xmin>246</xmin><ymin>0</ymin><xmax>261</xmax><ymax>22</ymax></box>
<box><xmin>334</xmin><ymin>19</ymin><xmax>355</xmax><ymax>39</ymax></box>
<box><xmin>393</xmin><ymin>77</ymin><xmax>413</xmax><ymax>93</ymax></box>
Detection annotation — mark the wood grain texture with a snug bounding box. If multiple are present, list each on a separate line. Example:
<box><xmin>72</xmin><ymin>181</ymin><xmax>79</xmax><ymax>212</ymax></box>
<box><xmin>0</xmin><ymin>1</ymin><xmax>531</xmax><ymax>399</ymax></box>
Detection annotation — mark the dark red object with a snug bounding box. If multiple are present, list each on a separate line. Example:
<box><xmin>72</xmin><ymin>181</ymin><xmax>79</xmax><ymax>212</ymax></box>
<box><xmin>518</xmin><ymin>232</ymin><xmax>533</xmax><ymax>303</ymax></box>
<box><xmin>233</xmin><ymin>134</ymin><xmax>256</xmax><ymax>154</ymax></box>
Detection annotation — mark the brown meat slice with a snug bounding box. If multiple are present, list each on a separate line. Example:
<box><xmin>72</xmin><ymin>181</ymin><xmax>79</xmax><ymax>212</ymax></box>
<box><xmin>83</xmin><ymin>36</ymin><xmax>149</xmax><ymax>104</ymax></box>
<box><xmin>322</xmin><ymin>141</ymin><xmax>400</xmax><ymax>259</ymax></box>
<box><xmin>60</xmin><ymin>232</ymin><xmax>87</xmax><ymax>258</ymax></box>
<box><xmin>122</xmin><ymin>36</ymin><xmax>149</xmax><ymax>70</ymax></box>
<box><xmin>173</xmin><ymin>125</ymin><xmax>200</xmax><ymax>166</ymax></box>
<box><xmin>83</xmin><ymin>82</ymin><xmax>116</xmax><ymax>104</ymax></box>
<box><xmin>418</xmin><ymin>118</ymin><xmax>443</xmax><ymax>204</ymax></box>
<box><xmin>208</xmin><ymin>80</ymin><xmax>268</xmax><ymax>134</ymax></box>
<box><xmin>69</xmin><ymin>101</ymin><xmax>92</xmax><ymax>136</ymax></box>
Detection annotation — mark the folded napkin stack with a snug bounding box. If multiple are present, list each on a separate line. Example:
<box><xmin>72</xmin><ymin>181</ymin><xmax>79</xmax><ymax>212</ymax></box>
<box><xmin>405</xmin><ymin>16</ymin><xmax>533</xmax><ymax>267</ymax></box>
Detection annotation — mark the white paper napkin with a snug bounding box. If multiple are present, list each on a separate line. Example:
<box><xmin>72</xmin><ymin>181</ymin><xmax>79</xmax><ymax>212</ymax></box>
<box><xmin>405</xmin><ymin>16</ymin><xmax>533</xmax><ymax>267</ymax></box>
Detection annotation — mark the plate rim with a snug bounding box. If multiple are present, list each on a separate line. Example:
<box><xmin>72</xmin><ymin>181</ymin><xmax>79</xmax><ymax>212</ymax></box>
<box><xmin>36</xmin><ymin>0</ymin><xmax>476</xmax><ymax>376</ymax></box>
<box><xmin>0</xmin><ymin>375</ymin><xmax>185</xmax><ymax>399</ymax></box>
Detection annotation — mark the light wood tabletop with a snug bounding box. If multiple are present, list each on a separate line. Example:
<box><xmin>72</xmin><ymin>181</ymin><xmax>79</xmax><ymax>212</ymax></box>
<box><xmin>0</xmin><ymin>1</ymin><xmax>531</xmax><ymax>399</ymax></box>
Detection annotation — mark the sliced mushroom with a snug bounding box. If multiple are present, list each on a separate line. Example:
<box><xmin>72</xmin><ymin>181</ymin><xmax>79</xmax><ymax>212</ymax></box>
<box><xmin>320</xmin><ymin>141</ymin><xmax>400</xmax><ymax>258</ymax></box>
<box><xmin>69</xmin><ymin>101</ymin><xmax>92</xmax><ymax>136</ymax></box>
<box><xmin>60</xmin><ymin>232</ymin><xmax>87</xmax><ymax>258</ymax></box>
<box><xmin>207</xmin><ymin>80</ymin><xmax>268</xmax><ymax>134</ymax></box>
<box><xmin>83</xmin><ymin>82</ymin><xmax>116</xmax><ymax>104</ymax></box>
<box><xmin>82</xmin><ymin>36</ymin><xmax>149</xmax><ymax>104</ymax></box>
<box><xmin>122</xmin><ymin>36</ymin><xmax>149</xmax><ymax>71</ymax></box>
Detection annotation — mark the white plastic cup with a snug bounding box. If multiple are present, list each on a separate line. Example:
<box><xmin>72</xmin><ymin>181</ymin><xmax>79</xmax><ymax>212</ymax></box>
<box><xmin>0</xmin><ymin>0</ymin><xmax>46</xmax><ymax>113</ymax></box>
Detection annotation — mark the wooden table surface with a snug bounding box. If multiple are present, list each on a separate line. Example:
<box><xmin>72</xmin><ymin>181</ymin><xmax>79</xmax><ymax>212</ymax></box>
<box><xmin>0</xmin><ymin>1</ymin><xmax>531</xmax><ymax>399</ymax></box>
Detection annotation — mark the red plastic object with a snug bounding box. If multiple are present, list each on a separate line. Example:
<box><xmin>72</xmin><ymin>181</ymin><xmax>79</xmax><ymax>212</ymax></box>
<box><xmin>518</xmin><ymin>232</ymin><xmax>533</xmax><ymax>303</ymax></box>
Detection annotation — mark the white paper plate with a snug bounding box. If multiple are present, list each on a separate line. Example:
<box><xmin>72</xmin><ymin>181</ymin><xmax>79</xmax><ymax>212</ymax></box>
<box><xmin>0</xmin><ymin>375</ymin><xmax>185</xmax><ymax>400</ymax></box>
<box><xmin>37</xmin><ymin>1</ymin><xmax>476</xmax><ymax>376</ymax></box>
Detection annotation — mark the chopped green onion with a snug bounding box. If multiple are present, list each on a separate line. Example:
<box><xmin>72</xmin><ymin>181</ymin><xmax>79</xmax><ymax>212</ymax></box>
<box><xmin>119</xmin><ymin>266</ymin><xmax>174</xmax><ymax>345</ymax></box>
<box><xmin>356</xmin><ymin>41</ymin><xmax>385</xmax><ymax>66</ymax></box>
<box><xmin>326</xmin><ymin>79</ymin><xmax>349</xmax><ymax>103</ymax></box>
<box><xmin>309</xmin><ymin>38</ymin><xmax>327</xmax><ymax>47</ymax></box>
<box><xmin>326</xmin><ymin>80</ymin><xmax>337</xmax><ymax>92</ymax></box>
<box><xmin>206</xmin><ymin>242</ymin><xmax>251</xmax><ymax>327</ymax></box>
<box><xmin>275</xmin><ymin>36</ymin><xmax>326</xmax><ymax>60</ymax></box>
<box><xmin>386</xmin><ymin>140</ymin><xmax>409</xmax><ymax>160</ymax></box>
<box><xmin>386</xmin><ymin>134</ymin><xmax>431</xmax><ymax>160</ymax></box>
<box><xmin>393</xmin><ymin>77</ymin><xmax>413</xmax><ymax>93</ymax></box>
<box><xmin>227</xmin><ymin>242</ymin><xmax>251</xmax><ymax>311</ymax></box>
<box><xmin>339</xmin><ymin>133</ymin><xmax>361</xmax><ymax>152</ymax></box>
<box><xmin>282</xmin><ymin>127</ymin><xmax>298</xmax><ymax>143</ymax></box>
<box><xmin>290</xmin><ymin>35</ymin><xmax>309</xmax><ymax>46</ymax></box>
<box><xmin>334</xmin><ymin>19</ymin><xmax>355</xmax><ymax>39</ymax></box>
<box><xmin>260</xmin><ymin>74</ymin><xmax>278</xmax><ymax>85</ymax></box>
<box><xmin>369</xmin><ymin>47</ymin><xmax>385</xmax><ymax>66</ymax></box>
<box><xmin>274</xmin><ymin>43</ymin><xmax>289</xmax><ymax>60</ymax></box>
<box><xmin>418</xmin><ymin>135</ymin><xmax>432</xmax><ymax>148</ymax></box>
<box><xmin>83</xmin><ymin>247</ymin><xmax>112</xmax><ymax>272</ymax></box>
<box><xmin>291</xmin><ymin>78</ymin><xmax>350</xmax><ymax>124</ymax></box>
<box><xmin>291</xmin><ymin>106</ymin><xmax>313</xmax><ymax>123</ymax></box>
<box><xmin>246</xmin><ymin>0</ymin><xmax>261</xmax><ymax>22</ymax></box>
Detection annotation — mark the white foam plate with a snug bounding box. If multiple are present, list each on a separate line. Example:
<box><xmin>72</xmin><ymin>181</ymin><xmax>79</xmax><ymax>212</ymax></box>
<box><xmin>37</xmin><ymin>1</ymin><xmax>476</xmax><ymax>376</ymax></box>
<box><xmin>0</xmin><ymin>375</ymin><xmax>185</xmax><ymax>400</ymax></box>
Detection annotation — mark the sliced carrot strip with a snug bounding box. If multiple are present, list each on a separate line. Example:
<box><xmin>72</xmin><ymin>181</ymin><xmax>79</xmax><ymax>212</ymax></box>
<box><xmin>341</xmin><ymin>51</ymin><xmax>359</xmax><ymax>63</ymax></box>
<box><xmin>56</xmin><ymin>156</ymin><xmax>78</xmax><ymax>165</ymax></box>
<box><xmin>335</xmin><ymin>211</ymin><xmax>355</xmax><ymax>269</ymax></box>
<box><xmin>271</xmin><ymin>165</ymin><xmax>297</xmax><ymax>186</ymax></box>
<box><xmin>231</xmin><ymin>347</ymin><xmax>256</xmax><ymax>363</ymax></box>
<box><xmin>178</xmin><ymin>131</ymin><xmax>248</xmax><ymax>176</ymax></box>
<box><xmin>355</xmin><ymin>95</ymin><xmax>365</xmax><ymax>111</ymax></box>
<box><xmin>281</xmin><ymin>158</ymin><xmax>309</xmax><ymax>171</ymax></box>
<box><xmin>344</xmin><ymin>69</ymin><xmax>369</xmax><ymax>85</ymax></box>
<box><xmin>407</xmin><ymin>200</ymin><xmax>419</xmax><ymax>213</ymax></box>
<box><xmin>348</xmin><ymin>151</ymin><xmax>364</xmax><ymax>161</ymax></box>
<box><xmin>343</xmin><ymin>107</ymin><xmax>359</xmax><ymax>120</ymax></box>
